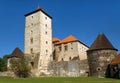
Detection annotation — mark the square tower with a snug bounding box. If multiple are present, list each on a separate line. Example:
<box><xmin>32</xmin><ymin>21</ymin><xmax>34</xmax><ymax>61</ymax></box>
<box><xmin>24</xmin><ymin>7</ymin><xmax>52</xmax><ymax>75</ymax></box>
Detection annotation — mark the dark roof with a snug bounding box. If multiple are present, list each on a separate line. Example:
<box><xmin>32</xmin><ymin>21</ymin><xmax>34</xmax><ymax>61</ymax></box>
<box><xmin>25</xmin><ymin>6</ymin><xmax>52</xmax><ymax>19</ymax></box>
<box><xmin>8</xmin><ymin>47</ymin><xmax>24</xmax><ymax>58</ymax></box>
<box><xmin>111</xmin><ymin>54</ymin><xmax>120</xmax><ymax>64</ymax></box>
<box><xmin>88</xmin><ymin>34</ymin><xmax>117</xmax><ymax>51</ymax></box>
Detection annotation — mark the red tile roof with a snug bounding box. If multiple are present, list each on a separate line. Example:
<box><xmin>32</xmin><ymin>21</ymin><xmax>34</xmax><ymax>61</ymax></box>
<box><xmin>111</xmin><ymin>54</ymin><xmax>120</xmax><ymax>64</ymax></box>
<box><xmin>52</xmin><ymin>38</ymin><xmax>60</xmax><ymax>43</ymax></box>
<box><xmin>57</xmin><ymin>35</ymin><xmax>78</xmax><ymax>44</ymax></box>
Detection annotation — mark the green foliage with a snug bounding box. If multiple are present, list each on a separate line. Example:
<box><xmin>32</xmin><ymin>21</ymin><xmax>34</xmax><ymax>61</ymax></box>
<box><xmin>0</xmin><ymin>77</ymin><xmax>120</xmax><ymax>83</ymax></box>
<box><xmin>0</xmin><ymin>55</ymin><xmax>10</xmax><ymax>72</ymax></box>
<box><xmin>10</xmin><ymin>58</ymin><xmax>30</xmax><ymax>78</ymax></box>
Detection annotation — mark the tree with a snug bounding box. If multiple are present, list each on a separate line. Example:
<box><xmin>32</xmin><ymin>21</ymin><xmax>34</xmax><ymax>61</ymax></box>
<box><xmin>10</xmin><ymin>58</ymin><xmax>30</xmax><ymax>78</ymax></box>
<box><xmin>0</xmin><ymin>54</ymin><xmax>10</xmax><ymax>72</ymax></box>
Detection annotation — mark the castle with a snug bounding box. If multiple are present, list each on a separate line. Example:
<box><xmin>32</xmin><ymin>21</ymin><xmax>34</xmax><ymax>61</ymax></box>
<box><xmin>7</xmin><ymin>7</ymin><xmax>119</xmax><ymax>77</ymax></box>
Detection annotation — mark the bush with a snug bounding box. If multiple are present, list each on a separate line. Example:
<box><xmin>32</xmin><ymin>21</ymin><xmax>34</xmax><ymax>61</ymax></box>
<box><xmin>0</xmin><ymin>55</ymin><xmax>10</xmax><ymax>72</ymax></box>
<box><xmin>10</xmin><ymin>58</ymin><xmax>30</xmax><ymax>78</ymax></box>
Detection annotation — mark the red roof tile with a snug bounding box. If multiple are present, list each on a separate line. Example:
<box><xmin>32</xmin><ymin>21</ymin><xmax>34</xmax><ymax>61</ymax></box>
<box><xmin>111</xmin><ymin>54</ymin><xmax>120</xmax><ymax>64</ymax></box>
<box><xmin>57</xmin><ymin>35</ymin><xmax>78</xmax><ymax>44</ymax></box>
<box><xmin>52</xmin><ymin>38</ymin><xmax>60</xmax><ymax>43</ymax></box>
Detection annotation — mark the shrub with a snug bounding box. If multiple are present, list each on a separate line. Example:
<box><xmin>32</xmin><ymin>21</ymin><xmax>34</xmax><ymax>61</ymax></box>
<box><xmin>10</xmin><ymin>58</ymin><xmax>30</xmax><ymax>78</ymax></box>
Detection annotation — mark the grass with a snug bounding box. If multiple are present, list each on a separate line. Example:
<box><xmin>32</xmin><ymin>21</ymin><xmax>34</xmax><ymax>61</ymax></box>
<box><xmin>0</xmin><ymin>76</ymin><xmax>120</xmax><ymax>83</ymax></box>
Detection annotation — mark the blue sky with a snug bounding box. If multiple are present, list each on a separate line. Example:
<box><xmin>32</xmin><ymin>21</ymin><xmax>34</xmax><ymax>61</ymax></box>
<box><xmin>0</xmin><ymin>0</ymin><xmax>120</xmax><ymax>57</ymax></box>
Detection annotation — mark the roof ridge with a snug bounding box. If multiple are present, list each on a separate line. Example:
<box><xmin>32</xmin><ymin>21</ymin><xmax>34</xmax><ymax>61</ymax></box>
<box><xmin>56</xmin><ymin>35</ymin><xmax>79</xmax><ymax>44</ymax></box>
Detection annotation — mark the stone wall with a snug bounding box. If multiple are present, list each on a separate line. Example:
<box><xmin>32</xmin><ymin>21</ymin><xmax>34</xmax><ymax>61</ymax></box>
<box><xmin>55</xmin><ymin>42</ymin><xmax>88</xmax><ymax>61</ymax></box>
<box><xmin>48</xmin><ymin>60</ymin><xmax>89</xmax><ymax>77</ymax></box>
<box><xmin>87</xmin><ymin>49</ymin><xmax>117</xmax><ymax>77</ymax></box>
<box><xmin>0</xmin><ymin>71</ymin><xmax>15</xmax><ymax>77</ymax></box>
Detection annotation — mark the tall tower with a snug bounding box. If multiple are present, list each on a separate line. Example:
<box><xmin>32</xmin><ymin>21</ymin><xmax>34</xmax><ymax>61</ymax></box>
<box><xmin>24</xmin><ymin>6</ymin><xmax>52</xmax><ymax>76</ymax></box>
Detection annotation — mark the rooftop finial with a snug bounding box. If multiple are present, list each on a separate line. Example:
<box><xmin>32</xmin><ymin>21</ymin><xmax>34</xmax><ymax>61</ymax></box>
<box><xmin>37</xmin><ymin>5</ymin><xmax>41</xmax><ymax>10</ymax></box>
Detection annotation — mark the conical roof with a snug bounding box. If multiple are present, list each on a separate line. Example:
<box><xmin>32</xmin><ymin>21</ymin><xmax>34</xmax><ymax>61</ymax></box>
<box><xmin>88</xmin><ymin>34</ymin><xmax>117</xmax><ymax>51</ymax></box>
<box><xmin>8</xmin><ymin>47</ymin><xmax>24</xmax><ymax>58</ymax></box>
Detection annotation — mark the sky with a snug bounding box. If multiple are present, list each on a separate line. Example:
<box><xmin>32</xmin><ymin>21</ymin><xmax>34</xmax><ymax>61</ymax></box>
<box><xmin>0</xmin><ymin>0</ymin><xmax>120</xmax><ymax>57</ymax></box>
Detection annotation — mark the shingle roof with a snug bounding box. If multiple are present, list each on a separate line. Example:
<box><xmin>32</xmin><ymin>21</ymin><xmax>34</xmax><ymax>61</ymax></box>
<box><xmin>52</xmin><ymin>38</ymin><xmax>60</xmax><ymax>43</ymax></box>
<box><xmin>56</xmin><ymin>35</ymin><xmax>78</xmax><ymax>44</ymax></box>
<box><xmin>88</xmin><ymin>34</ymin><xmax>117</xmax><ymax>51</ymax></box>
<box><xmin>111</xmin><ymin>54</ymin><xmax>120</xmax><ymax>64</ymax></box>
<box><xmin>8</xmin><ymin>47</ymin><xmax>24</xmax><ymax>58</ymax></box>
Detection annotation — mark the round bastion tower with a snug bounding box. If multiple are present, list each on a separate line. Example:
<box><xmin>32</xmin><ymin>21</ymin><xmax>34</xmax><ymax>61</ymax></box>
<box><xmin>87</xmin><ymin>34</ymin><xmax>118</xmax><ymax>77</ymax></box>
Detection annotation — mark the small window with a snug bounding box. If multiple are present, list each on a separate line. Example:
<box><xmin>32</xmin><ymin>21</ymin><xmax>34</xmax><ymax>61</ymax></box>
<box><xmin>45</xmin><ymin>17</ymin><xmax>47</xmax><ymax>20</ymax></box>
<box><xmin>31</xmin><ymin>48</ymin><xmax>33</xmax><ymax>54</ymax></box>
<box><xmin>62</xmin><ymin>58</ymin><xmax>64</xmax><ymax>61</ymax></box>
<box><xmin>69</xmin><ymin>57</ymin><xmax>71</xmax><ymax>60</ymax></box>
<box><xmin>30</xmin><ymin>38</ymin><xmax>33</xmax><ymax>44</ymax></box>
<box><xmin>31</xmin><ymin>16</ymin><xmax>33</xmax><ymax>18</ymax></box>
<box><xmin>45</xmin><ymin>31</ymin><xmax>47</xmax><ymax>34</ymax></box>
<box><xmin>71</xmin><ymin>48</ymin><xmax>73</xmax><ymax>50</ymax></box>
<box><xmin>59</xmin><ymin>46</ymin><xmax>61</xmax><ymax>51</ymax></box>
<box><xmin>45</xmin><ymin>24</ymin><xmax>47</xmax><ymax>27</ymax></box>
<box><xmin>46</xmin><ymin>50</ymin><xmax>48</xmax><ymax>53</ymax></box>
<box><xmin>46</xmin><ymin>41</ymin><xmax>48</xmax><ymax>44</ymax></box>
<box><xmin>64</xmin><ymin>45</ymin><xmax>68</xmax><ymax>51</ymax></box>
<box><xmin>31</xmin><ymin>30</ymin><xmax>33</xmax><ymax>34</ymax></box>
<box><xmin>31</xmin><ymin>23</ymin><xmax>33</xmax><ymax>26</ymax></box>
<box><xmin>31</xmin><ymin>62</ymin><xmax>34</xmax><ymax>68</ymax></box>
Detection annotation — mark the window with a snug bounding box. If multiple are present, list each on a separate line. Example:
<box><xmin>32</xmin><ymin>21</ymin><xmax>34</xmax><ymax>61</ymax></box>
<box><xmin>46</xmin><ymin>50</ymin><xmax>48</xmax><ymax>53</ymax></box>
<box><xmin>71</xmin><ymin>48</ymin><xmax>73</xmax><ymax>50</ymax></box>
<box><xmin>31</xmin><ymin>30</ymin><xmax>33</xmax><ymax>34</ymax></box>
<box><xmin>45</xmin><ymin>17</ymin><xmax>47</xmax><ymax>20</ymax></box>
<box><xmin>69</xmin><ymin>57</ymin><xmax>71</xmax><ymax>60</ymax></box>
<box><xmin>30</xmin><ymin>48</ymin><xmax>33</xmax><ymax>54</ymax></box>
<box><xmin>31</xmin><ymin>16</ymin><xmax>33</xmax><ymax>18</ymax></box>
<box><xmin>64</xmin><ymin>45</ymin><xmax>68</xmax><ymax>51</ymax></box>
<box><xmin>46</xmin><ymin>41</ymin><xmax>48</xmax><ymax>44</ymax></box>
<box><xmin>30</xmin><ymin>38</ymin><xmax>33</xmax><ymax>44</ymax></box>
<box><xmin>45</xmin><ymin>31</ymin><xmax>47</xmax><ymax>34</ymax></box>
<box><xmin>59</xmin><ymin>46</ymin><xmax>61</xmax><ymax>51</ymax></box>
<box><xmin>62</xmin><ymin>58</ymin><xmax>64</xmax><ymax>61</ymax></box>
<box><xmin>31</xmin><ymin>62</ymin><xmax>34</xmax><ymax>68</ymax></box>
<box><xmin>45</xmin><ymin>24</ymin><xmax>47</xmax><ymax>27</ymax></box>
